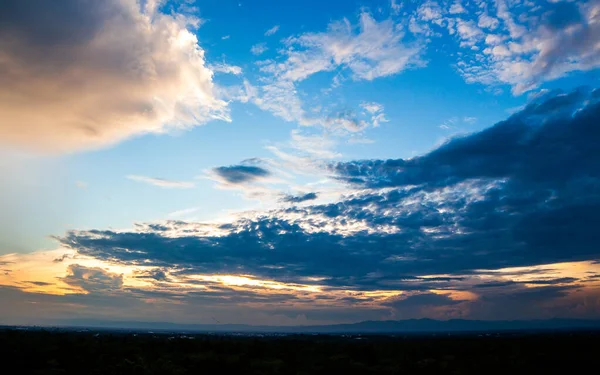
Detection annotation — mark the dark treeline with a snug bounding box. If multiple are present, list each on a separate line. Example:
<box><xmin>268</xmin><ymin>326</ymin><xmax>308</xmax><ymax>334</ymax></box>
<box><xmin>1</xmin><ymin>329</ymin><xmax>599</xmax><ymax>374</ymax></box>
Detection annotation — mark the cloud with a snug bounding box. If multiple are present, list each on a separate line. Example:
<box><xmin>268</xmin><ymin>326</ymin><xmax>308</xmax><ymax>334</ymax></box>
<box><xmin>478</xmin><ymin>13</ymin><xmax>499</xmax><ymax>29</ymax></box>
<box><xmin>251</xmin><ymin>43</ymin><xmax>268</xmax><ymax>55</ymax></box>
<box><xmin>288</xmin><ymin>130</ymin><xmax>342</xmax><ymax>159</ymax></box>
<box><xmin>53</xmin><ymin>254</ymin><xmax>72</xmax><ymax>263</ymax></box>
<box><xmin>211</xmin><ymin>63</ymin><xmax>243</xmax><ymax>75</ymax></box>
<box><xmin>248</xmin><ymin>11</ymin><xmax>420</xmax><ymax>135</ymax></box>
<box><xmin>281</xmin><ymin>192</ymin><xmax>318</xmax><ymax>203</ymax></box>
<box><xmin>265</xmin><ymin>25</ymin><xmax>280</xmax><ymax>36</ymax></box>
<box><xmin>211</xmin><ymin>165</ymin><xmax>271</xmax><ymax>184</ymax></box>
<box><xmin>0</xmin><ymin>0</ymin><xmax>228</xmax><ymax>153</ymax></box>
<box><xmin>449</xmin><ymin>1</ymin><xmax>466</xmax><ymax>15</ymax></box>
<box><xmin>266</xmin><ymin>12</ymin><xmax>423</xmax><ymax>82</ymax></box>
<box><xmin>390</xmin><ymin>0</ymin><xmax>402</xmax><ymax>15</ymax></box>
<box><xmin>333</xmin><ymin>87</ymin><xmax>600</xmax><ymax>189</ymax></box>
<box><xmin>361</xmin><ymin>102</ymin><xmax>384</xmax><ymax>114</ymax></box>
<box><xmin>455</xmin><ymin>18</ymin><xmax>484</xmax><ymax>47</ymax></box>
<box><xmin>167</xmin><ymin>207</ymin><xmax>201</xmax><ymax>218</ymax></box>
<box><xmin>53</xmin><ymin>87</ymin><xmax>600</xmax><ymax>299</ymax></box>
<box><xmin>453</xmin><ymin>0</ymin><xmax>600</xmax><ymax>94</ymax></box>
<box><xmin>61</xmin><ymin>264</ymin><xmax>123</xmax><ymax>293</ymax></box>
<box><xmin>126</xmin><ymin>175</ymin><xmax>195</xmax><ymax>189</ymax></box>
<box><xmin>417</xmin><ymin>1</ymin><xmax>444</xmax><ymax>25</ymax></box>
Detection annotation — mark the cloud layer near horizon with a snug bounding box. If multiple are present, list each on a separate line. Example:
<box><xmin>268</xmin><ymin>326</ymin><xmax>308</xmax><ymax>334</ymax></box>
<box><xmin>2</xmin><ymin>1</ymin><xmax>600</xmax><ymax>325</ymax></box>
<box><xmin>0</xmin><ymin>0</ymin><xmax>227</xmax><ymax>153</ymax></box>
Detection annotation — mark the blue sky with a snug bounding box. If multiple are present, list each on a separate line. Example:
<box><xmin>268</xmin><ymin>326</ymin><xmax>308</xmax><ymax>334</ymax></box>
<box><xmin>1</xmin><ymin>0</ymin><xmax>600</xmax><ymax>325</ymax></box>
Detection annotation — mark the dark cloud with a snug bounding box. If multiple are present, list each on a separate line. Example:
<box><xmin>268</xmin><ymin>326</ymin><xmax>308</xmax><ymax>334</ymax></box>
<box><xmin>53</xmin><ymin>254</ymin><xmax>71</xmax><ymax>263</ymax></box>
<box><xmin>24</xmin><ymin>281</ymin><xmax>53</xmax><ymax>287</ymax></box>
<box><xmin>58</xmin><ymin>88</ymin><xmax>600</xmax><ymax>297</ymax></box>
<box><xmin>333</xmin><ymin>87</ymin><xmax>600</xmax><ymax>189</ymax></box>
<box><xmin>212</xmin><ymin>165</ymin><xmax>271</xmax><ymax>184</ymax></box>
<box><xmin>134</xmin><ymin>269</ymin><xmax>168</xmax><ymax>281</ymax></box>
<box><xmin>281</xmin><ymin>192</ymin><xmax>318</xmax><ymax>203</ymax></box>
<box><xmin>474</xmin><ymin>278</ymin><xmax>579</xmax><ymax>289</ymax></box>
<box><xmin>61</xmin><ymin>264</ymin><xmax>123</xmax><ymax>293</ymax></box>
<box><xmin>468</xmin><ymin>285</ymin><xmax>580</xmax><ymax>320</ymax></box>
<box><xmin>542</xmin><ymin>1</ymin><xmax>583</xmax><ymax>30</ymax></box>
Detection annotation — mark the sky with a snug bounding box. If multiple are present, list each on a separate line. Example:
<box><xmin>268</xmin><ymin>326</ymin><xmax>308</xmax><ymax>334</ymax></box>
<box><xmin>1</xmin><ymin>0</ymin><xmax>600</xmax><ymax>326</ymax></box>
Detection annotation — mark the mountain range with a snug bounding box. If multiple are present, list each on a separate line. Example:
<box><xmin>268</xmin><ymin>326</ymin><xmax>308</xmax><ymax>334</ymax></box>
<box><xmin>25</xmin><ymin>318</ymin><xmax>600</xmax><ymax>334</ymax></box>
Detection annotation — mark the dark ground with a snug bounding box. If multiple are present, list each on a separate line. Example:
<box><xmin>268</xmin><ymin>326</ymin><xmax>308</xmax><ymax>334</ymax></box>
<box><xmin>1</xmin><ymin>329</ymin><xmax>599</xmax><ymax>374</ymax></box>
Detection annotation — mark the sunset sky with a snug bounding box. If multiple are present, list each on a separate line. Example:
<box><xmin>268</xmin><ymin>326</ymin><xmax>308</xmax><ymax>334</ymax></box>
<box><xmin>1</xmin><ymin>0</ymin><xmax>600</xmax><ymax>326</ymax></box>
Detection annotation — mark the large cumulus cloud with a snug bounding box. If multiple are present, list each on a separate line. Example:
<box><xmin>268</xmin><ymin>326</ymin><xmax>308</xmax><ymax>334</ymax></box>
<box><xmin>57</xmin><ymin>88</ymin><xmax>600</xmax><ymax>291</ymax></box>
<box><xmin>0</xmin><ymin>0</ymin><xmax>228</xmax><ymax>153</ymax></box>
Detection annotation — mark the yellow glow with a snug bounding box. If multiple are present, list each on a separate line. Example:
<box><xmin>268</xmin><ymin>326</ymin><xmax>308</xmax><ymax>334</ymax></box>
<box><xmin>186</xmin><ymin>274</ymin><xmax>322</xmax><ymax>293</ymax></box>
<box><xmin>430</xmin><ymin>289</ymin><xmax>478</xmax><ymax>301</ymax></box>
<box><xmin>474</xmin><ymin>261</ymin><xmax>600</xmax><ymax>285</ymax></box>
<box><xmin>2</xmin><ymin>248</ymin><xmax>597</xmax><ymax>312</ymax></box>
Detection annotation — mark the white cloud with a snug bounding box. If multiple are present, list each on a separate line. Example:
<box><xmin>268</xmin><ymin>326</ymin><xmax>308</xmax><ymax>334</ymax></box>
<box><xmin>251</xmin><ymin>80</ymin><xmax>313</xmax><ymax>125</ymax></box>
<box><xmin>418</xmin><ymin>1</ymin><xmax>444</xmax><ymax>26</ymax></box>
<box><xmin>222</xmin><ymin>35</ymin><xmax>231</xmax><ymax>40</ymax></box>
<box><xmin>211</xmin><ymin>63</ymin><xmax>243</xmax><ymax>75</ymax></box>
<box><xmin>390</xmin><ymin>0</ymin><xmax>402</xmax><ymax>15</ymax></box>
<box><xmin>478</xmin><ymin>13</ymin><xmax>499</xmax><ymax>29</ymax></box>
<box><xmin>251</xmin><ymin>43</ymin><xmax>269</xmax><ymax>55</ymax></box>
<box><xmin>361</xmin><ymin>102</ymin><xmax>389</xmax><ymax>127</ymax></box>
<box><xmin>265</xmin><ymin>25</ymin><xmax>280</xmax><ymax>36</ymax></box>
<box><xmin>484</xmin><ymin>34</ymin><xmax>505</xmax><ymax>45</ymax></box>
<box><xmin>449</xmin><ymin>0</ymin><xmax>467</xmax><ymax>14</ymax></box>
<box><xmin>455</xmin><ymin>0</ymin><xmax>600</xmax><ymax>94</ymax></box>
<box><xmin>265</xmin><ymin>12</ymin><xmax>423</xmax><ymax>82</ymax></box>
<box><xmin>494</xmin><ymin>0</ymin><xmax>526</xmax><ymax>39</ymax></box>
<box><xmin>289</xmin><ymin>130</ymin><xmax>341</xmax><ymax>159</ymax></box>
<box><xmin>249</xmin><ymin>11</ymin><xmax>420</xmax><ymax>136</ymax></box>
<box><xmin>0</xmin><ymin>0</ymin><xmax>228</xmax><ymax>154</ymax></box>
<box><xmin>361</xmin><ymin>102</ymin><xmax>384</xmax><ymax>114</ymax></box>
<box><xmin>126</xmin><ymin>175</ymin><xmax>195</xmax><ymax>189</ymax></box>
<box><xmin>455</xmin><ymin>19</ymin><xmax>484</xmax><ymax>46</ymax></box>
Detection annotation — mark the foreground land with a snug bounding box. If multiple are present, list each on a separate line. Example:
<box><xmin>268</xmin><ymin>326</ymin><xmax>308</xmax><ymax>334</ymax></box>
<box><xmin>1</xmin><ymin>329</ymin><xmax>599</xmax><ymax>374</ymax></box>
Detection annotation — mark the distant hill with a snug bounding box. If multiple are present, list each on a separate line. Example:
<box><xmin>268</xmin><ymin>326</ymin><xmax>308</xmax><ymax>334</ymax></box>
<box><xmin>24</xmin><ymin>318</ymin><xmax>600</xmax><ymax>334</ymax></box>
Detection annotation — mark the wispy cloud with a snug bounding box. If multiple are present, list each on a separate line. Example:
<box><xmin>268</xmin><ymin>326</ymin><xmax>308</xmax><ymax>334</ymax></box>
<box><xmin>211</xmin><ymin>63</ymin><xmax>243</xmax><ymax>75</ymax></box>
<box><xmin>262</xmin><ymin>12</ymin><xmax>423</xmax><ymax>82</ymax></box>
<box><xmin>167</xmin><ymin>207</ymin><xmax>201</xmax><ymax>218</ymax></box>
<box><xmin>250</xmin><ymin>12</ymin><xmax>414</xmax><ymax>135</ymax></box>
<box><xmin>264</xmin><ymin>25</ymin><xmax>280</xmax><ymax>36</ymax></box>
<box><xmin>211</xmin><ymin>165</ymin><xmax>271</xmax><ymax>184</ymax></box>
<box><xmin>126</xmin><ymin>175</ymin><xmax>195</xmax><ymax>189</ymax></box>
<box><xmin>251</xmin><ymin>43</ymin><xmax>268</xmax><ymax>55</ymax></box>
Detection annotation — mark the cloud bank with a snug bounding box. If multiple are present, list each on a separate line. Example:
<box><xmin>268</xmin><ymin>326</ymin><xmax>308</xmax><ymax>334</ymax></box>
<box><xmin>57</xmin><ymin>88</ymin><xmax>600</xmax><ymax>296</ymax></box>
